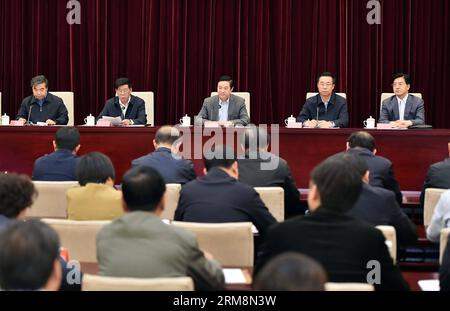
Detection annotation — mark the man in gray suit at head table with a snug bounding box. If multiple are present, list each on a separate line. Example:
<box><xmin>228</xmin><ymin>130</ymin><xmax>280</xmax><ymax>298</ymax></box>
<box><xmin>378</xmin><ymin>73</ymin><xmax>425</xmax><ymax>129</ymax></box>
<box><xmin>196</xmin><ymin>75</ymin><xmax>250</xmax><ymax>127</ymax></box>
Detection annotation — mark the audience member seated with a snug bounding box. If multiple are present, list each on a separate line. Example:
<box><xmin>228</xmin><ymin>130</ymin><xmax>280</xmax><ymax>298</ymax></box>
<box><xmin>440</xmin><ymin>239</ymin><xmax>450</xmax><ymax>291</ymax></box>
<box><xmin>32</xmin><ymin>127</ymin><xmax>80</xmax><ymax>181</ymax></box>
<box><xmin>67</xmin><ymin>152</ymin><xmax>123</xmax><ymax>220</ymax></box>
<box><xmin>238</xmin><ymin>127</ymin><xmax>305</xmax><ymax>218</ymax></box>
<box><xmin>175</xmin><ymin>145</ymin><xmax>276</xmax><ymax>237</ymax></box>
<box><xmin>253</xmin><ymin>252</ymin><xmax>327</xmax><ymax>291</ymax></box>
<box><xmin>96</xmin><ymin>166</ymin><xmax>224</xmax><ymax>290</ymax></box>
<box><xmin>347</xmin><ymin>154</ymin><xmax>417</xmax><ymax>247</ymax></box>
<box><xmin>131</xmin><ymin>126</ymin><xmax>196</xmax><ymax>184</ymax></box>
<box><xmin>420</xmin><ymin>143</ymin><xmax>450</xmax><ymax>207</ymax></box>
<box><xmin>255</xmin><ymin>153</ymin><xmax>409</xmax><ymax>291</ymax></box>
<box><xmin>427</xmin><ymin>189</ymin><xmax>450</xmax><ymax>242</ymax></box>
<box><xmin>346</xmin><ymin>131</ymin><xmax>403</xmax><ymax>205</ymax></box>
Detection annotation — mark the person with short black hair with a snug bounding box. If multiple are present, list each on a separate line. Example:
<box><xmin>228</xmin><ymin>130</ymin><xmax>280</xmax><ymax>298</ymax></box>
<box><xmin>196</xmin><ymin>75</ymin><xmax>250</xmax><ymax>126</ymax></box>
<box><xmin>32</xmin><ymin>127</ymin><xmax>81</xmax><ymax>181</ymax></box>
<box><xmin>16</xmin><ymin>75</ymin><xmax>69</xmax><ymax>125</ymax></box>
<box><xmin>98</xmin><ymin>77</ymin><xmax>147</xmax><ymax>125</ymax></box>
<box><xmin>255</xmin><ymin>153</ymin><xmax>409</xmax><ymax>291</ymax></box>
<box><xmin>67</xmin><ymin>152</ymin><xmax>123</xmax><ymax>220</ymax></box>
<box><xmin>97</xmin><ymin>166</ymin><xmax>225</xmax><ymax>290</ymax></box>
<box><xmin>131</xmin><ymin>126</ymin><xmax>196</xmax><ymax>184</ymax></box>
<box><xmin>297</xmin><ymin>72</ymin><xmax>349</xmax><ymax>128</ymax></box>
<box><xmin>379</xmin><ymin>73</ymin><xmax>425</xmax><ymax>128</ymax></box>
<box><xmin>175</xmin><ymin>145</ymin><xmax>276</xmax><ymax>236</ymax></box>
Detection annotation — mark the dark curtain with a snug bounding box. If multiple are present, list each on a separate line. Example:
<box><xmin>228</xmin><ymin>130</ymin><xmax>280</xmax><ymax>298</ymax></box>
<box><xmin>0</xmin><ymin>0</ymin><xmax>449</xmax><ymax>127</ymax></box>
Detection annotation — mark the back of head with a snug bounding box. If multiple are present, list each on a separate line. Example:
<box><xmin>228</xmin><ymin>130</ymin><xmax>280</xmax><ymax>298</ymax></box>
<box><xmin>254</xmin><ymin>252</ymin><xmax>327</xmax><ymax>291</ymax></box>
<box><xmin>347</xmin><ymin>131</ymin><xmax>376</xmax><ymax>152</ymax></box>
<box><xmin>241</xmin><ymin>126</ymin><xmax>270</xmax><ymax>152</ymax></box>
<box><xmin>0</xmin><ymin>173</ymin><xmax>37</xmax><ymax>219</ymax></box>
<box><xmin>76</xmin><ymin>152</ymin><xmax>115</xmax><ymax>186</ymax></box>
<box><xmin>311</xmin><ymin>153</ymin><xmax>363</xmax><ymax>212</ymax></box>
<box><xmin>122</xmin><ymin>166</ymin><xmax>166</xmax><ymax>212</ymax></box>
<box><xmin>0</xmin><ymin>220</ymin><xmax>60</xmax><ymax>290</ymax></box>
<box><xmin>204</xmin><ymin>145</ymin><xmax>236</xmax><ymax>171</ymax></box>
<box><xmin>155</xmin><ymin>126</ymin><xmax>180</xmax><ymax>146</ymax></box>
<box><xmin>55</xmin><ymin>127</ymin><xmax>80</xmax><ymax>151</ymax></box>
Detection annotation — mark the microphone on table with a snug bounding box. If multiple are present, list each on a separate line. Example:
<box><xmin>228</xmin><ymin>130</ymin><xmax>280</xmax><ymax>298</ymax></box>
<box><xmin>26</xmin><ymin>104</ymin><xmax>34</xmax><ymax>125</ymax></box>
<box><xmin>315</xmin><ymin>105</ymin><xmax>320</xmax><ymax>128</ymax></box>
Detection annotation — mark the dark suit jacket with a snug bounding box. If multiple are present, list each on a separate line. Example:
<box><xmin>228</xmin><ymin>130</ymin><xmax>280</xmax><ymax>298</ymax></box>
<box><xmin>440</xmin><ymin>239</ymin><xmax>450</xmax><ymax>291</ymax></box>
<box><xmin>379</xmin><ymin>94</ymin><xmax>425</xmax><ymax>125</ymax></box>
<box><xmin>349</xmin><ymin>184</ymin><xmax>417</xmax><ymax>247</ymax></box>
<box><xmin>296</xmin><ymin>93</ymin><xmax>349</xmax><ymax>128</ymax></box>
<box><xmin>131</xmin><ymin>147</ymin><xmax>196</xmax><ymax>184</ymax></box>
<box><xmin>420</xmin><ymin>158</ymin><xmax>450</xmax><ymax>207</ymax></box>
<box><xmin>17</xmin><ymin>93</ymin><xmax>69</xmax><ymax>125</ymax></box>
<box><xmin>238</xmin><ymin>151</ymin><xmax>305</xmax><ymax>218</ymax></box>
<box><xmin>255</xmin><ymin>209</ymin><xmax>409</xmax><ymax>291</ymax></box>
<box><xmin>197</xmin><ymin>94</ymin><xmax>250</xmax><ymax>126</ymax></box>
<box><xmin>98</xmin><ymin>95</ymin><xmax>147</xmax><ymax>125</ymax></box>
<box><xmin>175</xmin><ymin>168</ymin><xmax>277</xmax><ymax>236</ymax></box>
<box><xmin>347</xmin><ymin>148</ymin><xmax>403</xmax><ymax>205</ymax></box>
<box><xmin>32</xmin><ymin>149</ymin><xmax>78</xmax><ymax>181</ymax></box>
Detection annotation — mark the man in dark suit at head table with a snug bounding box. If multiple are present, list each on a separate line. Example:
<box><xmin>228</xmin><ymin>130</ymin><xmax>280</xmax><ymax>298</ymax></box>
<box><xmin>378</xmin><ymin>73</ymin><xmax>425</xmax><ymax>129</ymax></box>
<box><xmin>98</xmin><ymin>77</ymin><xmax>147</xmax><ymax>126</ymax></box>
<box><xmin>196</xmin><ymin>75</ymin><xmax>250</xmax><ymax>127</ymax></box>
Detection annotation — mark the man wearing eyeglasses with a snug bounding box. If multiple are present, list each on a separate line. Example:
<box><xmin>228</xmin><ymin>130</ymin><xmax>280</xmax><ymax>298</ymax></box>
<box><xmin>297</xmin><ymin>72</ymin><xmax>349</xmax><ymax>128</ymax></box>
<box><xmin>379</xmin><ymin>73</ymin><xmax>425</xmax><ymax>129</ymax></box>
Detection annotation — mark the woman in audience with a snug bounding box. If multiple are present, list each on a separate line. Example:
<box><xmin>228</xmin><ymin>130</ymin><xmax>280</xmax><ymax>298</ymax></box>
<box><xmin>67</xmin><ymin>152</ymin><xmax>123</xmax><ymax>220</ymax></box>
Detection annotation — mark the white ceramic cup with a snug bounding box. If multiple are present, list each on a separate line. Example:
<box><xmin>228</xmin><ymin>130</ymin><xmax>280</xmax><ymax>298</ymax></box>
<box><xmin>180</xmin><ymin>115</ymin><xmax>191</xmax><ymax>127</ymax></box>
<box><xmin>284</xmin><ymin>115</ymin><xmax>296</xmax><ymax>126</ymax></box>
<box><xmin>84</xmin><ymin>114</ymin><xmax>96</xmax><ymax>126</ymax></box>
<box><xmin>363</xmin><ymin>116</ymin><xmax>376</xmax><ymax>129</ymax></box>
<box><xmin>1</xmin><ymin>114</ymin><xmax>10</xmax><ymax>126</ymax></box>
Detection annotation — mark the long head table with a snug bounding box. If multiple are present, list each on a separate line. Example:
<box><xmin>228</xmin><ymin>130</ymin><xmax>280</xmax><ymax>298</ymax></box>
<box><xmin>0</xmin><ymin>126</ymin><xmax>448</xmax><ymax>190</ymax></box>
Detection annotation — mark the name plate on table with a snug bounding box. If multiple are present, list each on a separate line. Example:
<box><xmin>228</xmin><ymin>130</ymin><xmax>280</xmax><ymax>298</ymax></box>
<box><xmin>286</xmin><ymin>122</ymin><xmax>303</xmax><ymax>128</ymax></box>
<box><xmin>10</xmin><ymin>120</ymin><xmax>25</xmax><ymax>126</ymax></box>
<box><xmin>204</xmin><ymin>121</ymin><xmax>220</xmax><ymax>128</ymax></box>
<box><xmin>377</xmin><ymin>123</ymin><xmax>392</xmax><ymax>130</ymax></box>
<box><xmin>96</xmin><ymin>120</ymin><xmax>112</xmax><ymax>127</ymax></box>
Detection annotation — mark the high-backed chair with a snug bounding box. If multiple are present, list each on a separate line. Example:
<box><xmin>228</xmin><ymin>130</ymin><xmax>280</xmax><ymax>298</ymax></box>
<box><xmin>440</xmin><ymin>228</ymin><xmax>450</xmax><ymax>264</ymax></box>
<box><xmin>171</xmin><ymin>221</ymin><xmax>254</xmax><ymax>267</ymax></box>
<box><xmin>376</xmin><ymin>225</ymin><xmax>397</xmax><ymax>263</ymax></box>
<box><xmin>210</xmin><ymin>92</ymin><xmax>251</xmax><ymax>117</ymax></box>
<box><xmin>254</xmin><ymin>187</ymin><xmax>284</xmax><ymax>222</ymax></box>
<box><xmin>28</xmin><ymin>181</ymin><xmax>79</xmax><ymax>219</ymax></box>
<box><xmin>50</xmin><ymin>92</ymin><xmax>74</xmax><ymax>126</ymax></box>
<box><xmin>380</xmin><ymin>93</ymin><xmax>422</xmax><ymax>111</ymax></box>
<box><xmin>306</xmin><ymin>92</ymin><xmax>347</xmax><ymax>100</ymax></box>
<box><xmin>42</xmin><ymin>218</ymin><xmax>110</xmax><ymax>263</ymax></box>
<box><xmin>82</xmin><ymin>274</ymin><xmax>194</xmax><ymax>291</ymax></box>
<box><xmin>161</xmin><ymin>184</ymin><xmax>181</xmax><ymax>221</ymax></box>
<box><xmin>424</xmin><ymin>188</ymin><xmax>447</xmax><ymax>227</ymax></box>
<box><xmin>133</xmin><ymin>92</ymin><xmax>154</xmax><ymax>126</ymax></box>
<box><xmin>325</xmin><ymin>282</ymin><xmax>375</xmax><ymax>291</ymax></box>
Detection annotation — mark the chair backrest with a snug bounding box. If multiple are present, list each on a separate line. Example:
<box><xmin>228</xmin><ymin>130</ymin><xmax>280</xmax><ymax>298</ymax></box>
<box><xmin>440</xmin><ymin>228</ymin><xmax>450</xmax><ymax>264</ymax></box>
<box><xmin>376</xmin><ymin>225</ymin><xmax>397</xmax><ymax>263</ymax></box>
<box><xmin>161</xmin><ymin>184</ymin><xmax>181</xmax><ymax>221</ymax></box>
<box><xmin>210</xmin><ymin>92</ymin><xmax>251</xmax><ymax>117</ymax></box>
<box><xmin>306</xmin><ymin>92</ymin><xmax>347</xmax><ymax>100</ymax></box>
<box><xmin>254</xmin><ymin>187</ymin><xmax>284</xmax><ymax>222</ymax></box>
<box><xmin>50</xmin><ymin>92</ymin><xmax>74</xmax><ymax>126</ymax></box>
<box><xmin>133</xmin><ymin>92</ymin><xmax>154</xmax><ymax>126</ymax></box>
<box><xmin>171</xmin><ymin>221</ymin><xmax>254</xmax><ymax>267</ymax></box>
<box><xmin>28</xmin><ymin>181</ymin><xmax>79</xmax><ymax>218</ymax></box>
<box><xmin>424</xmin><ymin>188</ymin><xmax>447</xmax><ymax>227</ymax></box>
<box><xmin>82</xmin><ymin>274</ymin><xmax>194</xmax><ymax>291</ymax></box>
<box><xmin>380</xmin><ymin>93</ymin><xmax>422</xmax><ymax>111</ymax></box>
<box><xmin>325</xmin><ymin>282</ymin><xmax>375</xmax><ymax>291</ymax></box>
<box><xmin>42</xmin><ymin>218</ymin><xmax>110</xmax><ymax>263</ymax></box>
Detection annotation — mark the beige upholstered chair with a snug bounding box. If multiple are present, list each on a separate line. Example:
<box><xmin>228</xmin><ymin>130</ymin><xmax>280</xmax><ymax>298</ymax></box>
<box><xmin>306</xmin><ymin>92</ymin><xmax>347</xmax><ymax>100</ymax></box>
<box><xmin>42</xmin><ymin>218</ymin><xmax>110</xmax><ymax>263</ymax></box>
<box><xmin>424</xmin><ymin>188</ymin><xmax>447</xmax><ymax>227</ymax></box>
<box><xmin>171</xmin><ymin>221</ymin><xmax>254</xmax><ymax>267</ymax></box>
<box><xmin>161</xmin><ymin>184</ymin><xmax>181</xmax><ymax>221</ymax></box>
<box><xmin>82</xmin><ymin>274</ymin><xmax>194</xmax><ymax>291</ymax></box>
<box><xmin>50</xmin><ymin>92</ymin><xmax>74</xmax><ymax>126</ymax></box>
<box><xmin>133</xmin><ymin>91</ymin><xmax>154</xmax><ymax>126</ymax></box>
<box><xmin>28</xmin><ymin>181</ymin><xmax>79</xmax><ymax>219</ymax></box>
<box><xmin>254</xmin><ymin>187</ymin><xmax>284</xmax><ymax>222</ymax></box>
<box><xmin>380</xmin><ymin>93</ymin><xmax>422</xmax><ymax>111</ymax></box>
<box><xmin>325</xmin><ymin>282</ymin><xmax>375</xmax><ymax>291</ymax></box>
<box><xmin>210</xmin><ymin>92</ymin><xmax>251</xmax><ymax>117</ymax></box>
<box><xmin>440</xmin><ymin>228</ymin><xmax>450</xmax><ymax>264</ymax></box>
<box><xmin>376</xmin><ymin>225</ymin><xmax>397</xmax><ymax>263</ymax></box>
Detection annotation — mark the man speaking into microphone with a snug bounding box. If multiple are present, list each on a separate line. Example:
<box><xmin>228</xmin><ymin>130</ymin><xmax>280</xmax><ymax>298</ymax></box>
<box><xmin>297</xmin><ymin>72</ymin><xmax>349</xmax><ymax>128</ymax></box>
<box><xmin>16</xmin><ymin>75</ymin><xmax>69</xmax><ymax>125</ymax></box>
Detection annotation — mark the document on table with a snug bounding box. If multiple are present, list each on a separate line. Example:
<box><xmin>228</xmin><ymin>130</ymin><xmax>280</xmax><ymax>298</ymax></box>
<box><xmin>418</xmin><ymin>280</ymin><xmax>440</xmax><ymax>291</ymax></box>
<box><xmin>223</xmin><ymin>269</ymin><xmax>247</xmax><ymax>284</ymax></box>
<box><xmin>101</xmin><ymin>116</ymin><xmax>122</xmax><ymax>126</ymax></box>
